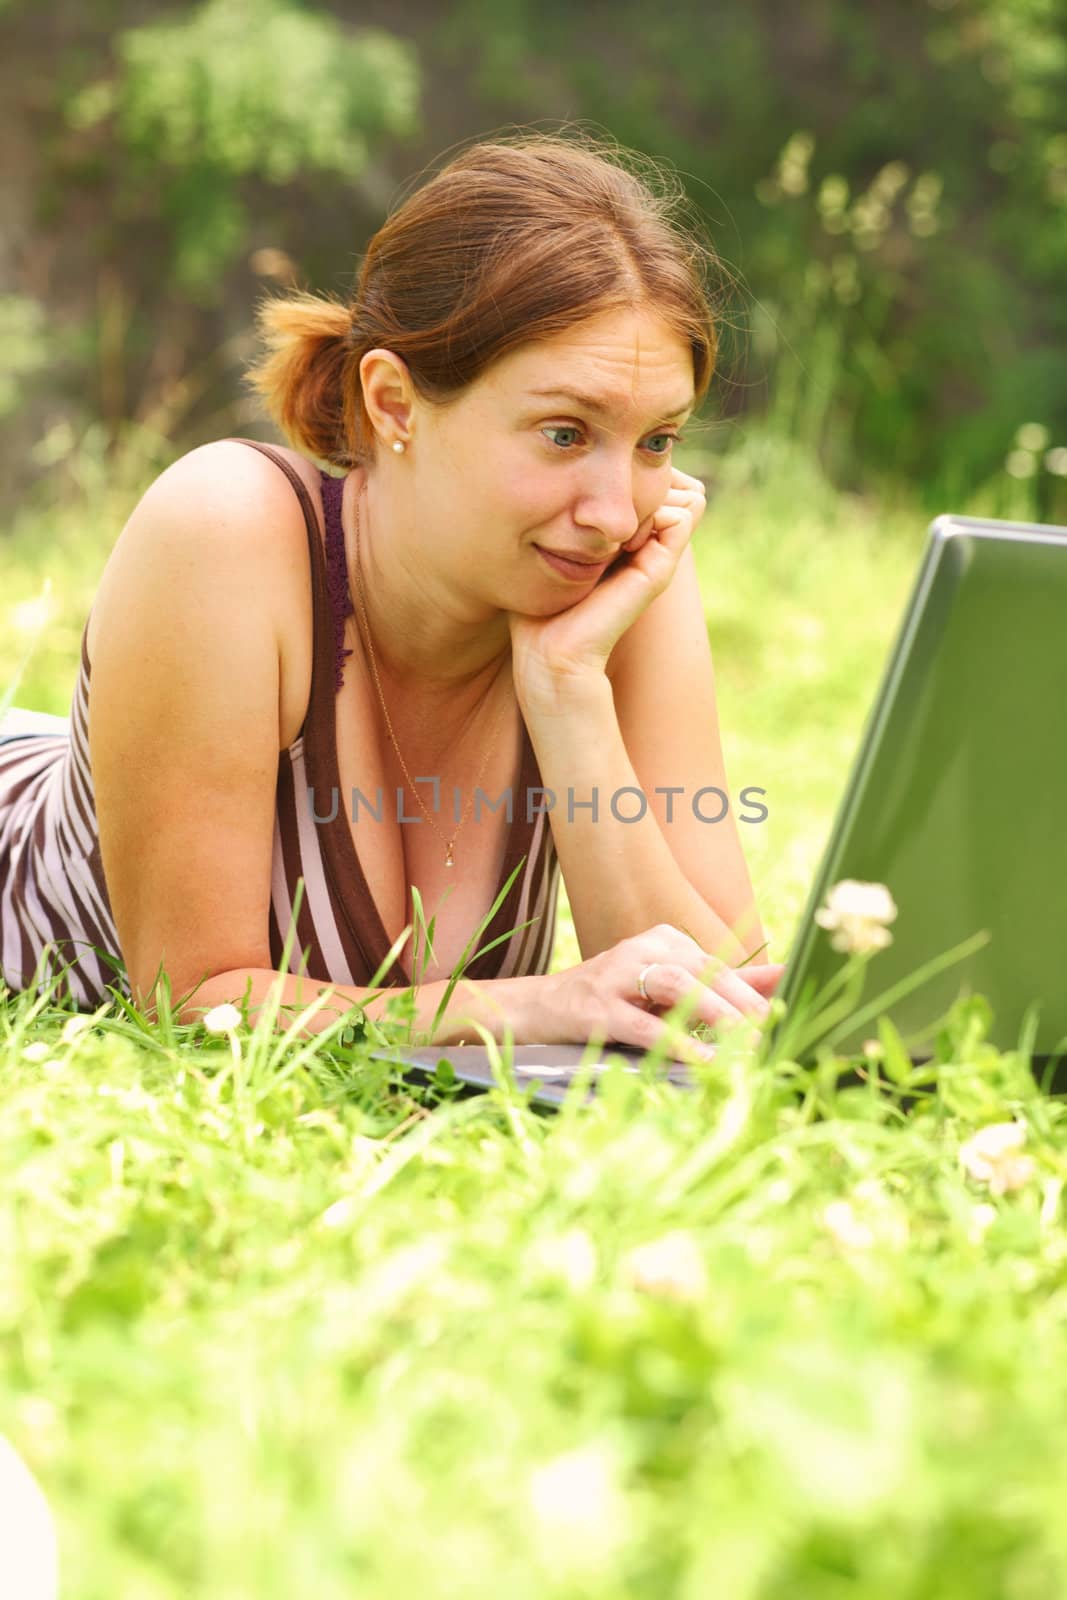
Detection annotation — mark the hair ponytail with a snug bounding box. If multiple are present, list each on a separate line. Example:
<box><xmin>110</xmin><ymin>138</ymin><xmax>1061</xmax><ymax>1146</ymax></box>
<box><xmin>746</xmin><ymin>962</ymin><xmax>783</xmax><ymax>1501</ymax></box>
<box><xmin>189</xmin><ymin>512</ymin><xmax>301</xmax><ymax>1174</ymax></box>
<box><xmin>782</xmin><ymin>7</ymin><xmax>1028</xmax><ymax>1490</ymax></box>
<box><xmin>243</xmin><ymin>290</ymin><xmax>362</xmax><ymax>470</ymax></box>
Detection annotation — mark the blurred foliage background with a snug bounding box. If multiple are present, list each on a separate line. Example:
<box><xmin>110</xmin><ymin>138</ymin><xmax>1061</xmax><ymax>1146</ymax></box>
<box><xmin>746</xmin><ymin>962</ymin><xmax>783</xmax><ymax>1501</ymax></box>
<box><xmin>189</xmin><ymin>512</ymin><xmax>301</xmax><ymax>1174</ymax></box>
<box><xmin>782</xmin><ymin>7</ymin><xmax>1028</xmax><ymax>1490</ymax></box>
<box><xmin>1</xmin><ymin>0</ymin><xmax>1064</xmax><ymax>517</ymax></box>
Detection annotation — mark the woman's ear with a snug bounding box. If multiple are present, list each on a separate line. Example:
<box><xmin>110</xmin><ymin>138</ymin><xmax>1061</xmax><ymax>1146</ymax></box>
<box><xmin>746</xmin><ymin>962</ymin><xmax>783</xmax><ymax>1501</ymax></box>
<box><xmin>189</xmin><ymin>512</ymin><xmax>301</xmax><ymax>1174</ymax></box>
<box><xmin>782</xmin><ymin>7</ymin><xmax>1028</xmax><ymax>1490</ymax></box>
<box><xmin>359</xmin><ymin>348</ymin><xmax>414</xmax><ymax>441</ymax></box>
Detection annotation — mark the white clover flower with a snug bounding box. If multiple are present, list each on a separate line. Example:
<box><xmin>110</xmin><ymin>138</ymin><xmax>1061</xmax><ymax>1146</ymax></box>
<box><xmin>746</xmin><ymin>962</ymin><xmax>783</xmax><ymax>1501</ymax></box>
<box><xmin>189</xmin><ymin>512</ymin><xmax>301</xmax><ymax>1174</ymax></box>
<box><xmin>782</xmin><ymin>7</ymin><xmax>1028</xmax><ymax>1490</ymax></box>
<box><xmin>528</xmin><ymin>1443</ymin><xmax>627</xmax><ymax>1553</ymax></box>
<box><xmin>1015</xmin><ymin>421</ymin><xmax>1049</xmax><ymax>453</ymax></box>
<box><xmin>968</xmin><ymin>1202</ymin><xmax>998</xmax><ymax>1243</ymax></box>
<box><xmin>620</xmin><ymin>1230</ymin><xmax>708</xmax><ymax>1302</ymax></box>
<box><xmin>202</xmin><ymin>1003</ymin><xmax>243</xmax><ymax>1035</ymax></box>
<box><xmin>822</xmin><ymin>1198</ymin><xmax>876</xmax><ymax>1251</ymax></box>
<box><xmin>822</xmin><ymin>1184</ymin><xmax>909</xmax><ymax>1252</ymax></box>
<box><xmin>20</xmin><ymin>1042</ymin><xmax>51</xmax><ymax>1063</ymax></box>
<box><xmin>814</xmin><ymin>879</ymin><xmax>898</xmax><ymax>954</ymax></box>
<box><xmin>529</xmin><ymin>1445</ymin><xmax>616</xmax><ymax>1523</ymax></box>
<box><xmin>1006</xmin><ymin>449</ymin><xmax>1037</xmax><ymax>480</ymax></box>
<box><xmin>60</xmin><ymin>1015</ymin><xmax>92</xmax><ymax>1045</ymax></box>
<box><xmin>959</xmin><ymin>1120</ymin><xmax>1036</xmax><ymax>1196</ymax></box>
<box><xmin>531</xmin><ymin>1227</ymin><xmax>599</xmax><ymax>1293</ymax></box>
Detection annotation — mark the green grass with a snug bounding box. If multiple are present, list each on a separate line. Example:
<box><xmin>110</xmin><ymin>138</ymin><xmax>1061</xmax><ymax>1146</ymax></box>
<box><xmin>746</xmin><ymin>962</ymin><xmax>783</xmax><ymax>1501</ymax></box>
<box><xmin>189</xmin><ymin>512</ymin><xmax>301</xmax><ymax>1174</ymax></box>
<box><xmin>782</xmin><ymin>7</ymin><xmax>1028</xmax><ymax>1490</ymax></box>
<box><xmin>4</xmin><ymin>434</ymin><xmax>1066</xmax><ymax>1597</ymax></box>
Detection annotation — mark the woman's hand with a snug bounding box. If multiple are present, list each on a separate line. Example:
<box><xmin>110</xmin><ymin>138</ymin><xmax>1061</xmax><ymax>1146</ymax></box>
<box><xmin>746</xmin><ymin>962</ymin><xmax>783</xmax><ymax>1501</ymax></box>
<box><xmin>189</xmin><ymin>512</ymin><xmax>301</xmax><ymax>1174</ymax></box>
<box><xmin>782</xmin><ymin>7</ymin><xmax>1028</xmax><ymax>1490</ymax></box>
<box><xmin>533</xmin><ymin>923</ymin><xmax>786</xmax><ymax>1065</ymax></box>
<box><xmin>508</xmin><ymin>467</ymin><xmax>707</xmax><ymax>709</ymax></box>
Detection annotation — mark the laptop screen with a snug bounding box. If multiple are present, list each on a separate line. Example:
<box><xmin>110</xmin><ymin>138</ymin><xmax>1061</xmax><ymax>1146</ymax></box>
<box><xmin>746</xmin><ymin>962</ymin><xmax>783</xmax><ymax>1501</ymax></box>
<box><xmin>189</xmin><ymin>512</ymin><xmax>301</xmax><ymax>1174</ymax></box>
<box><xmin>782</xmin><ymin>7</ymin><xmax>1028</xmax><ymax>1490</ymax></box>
<box><xmin>776</xmin><ymin>515</ymin><xmax>1067</xmax><ymax>1062</ymax></box>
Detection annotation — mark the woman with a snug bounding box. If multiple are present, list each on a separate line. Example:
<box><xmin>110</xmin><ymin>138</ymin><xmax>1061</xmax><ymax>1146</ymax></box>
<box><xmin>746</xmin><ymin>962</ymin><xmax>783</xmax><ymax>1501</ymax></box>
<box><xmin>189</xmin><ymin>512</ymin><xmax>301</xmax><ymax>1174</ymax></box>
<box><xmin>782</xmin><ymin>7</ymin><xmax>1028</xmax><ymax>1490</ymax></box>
<box><xmin>0</xmin><ymin>131</ymin><xmax>783</xmax><ymax>1061</ymax></box>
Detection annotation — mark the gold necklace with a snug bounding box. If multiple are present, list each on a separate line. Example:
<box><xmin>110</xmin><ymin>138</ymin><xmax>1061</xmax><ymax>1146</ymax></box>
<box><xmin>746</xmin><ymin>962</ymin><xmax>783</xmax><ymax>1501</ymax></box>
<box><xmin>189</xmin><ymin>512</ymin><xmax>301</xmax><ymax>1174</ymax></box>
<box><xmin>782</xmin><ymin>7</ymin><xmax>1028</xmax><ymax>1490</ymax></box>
<box><xmin>351</xmin><ymin>480</ymin><xmax>514</xmax><ymax>869</ymax></box>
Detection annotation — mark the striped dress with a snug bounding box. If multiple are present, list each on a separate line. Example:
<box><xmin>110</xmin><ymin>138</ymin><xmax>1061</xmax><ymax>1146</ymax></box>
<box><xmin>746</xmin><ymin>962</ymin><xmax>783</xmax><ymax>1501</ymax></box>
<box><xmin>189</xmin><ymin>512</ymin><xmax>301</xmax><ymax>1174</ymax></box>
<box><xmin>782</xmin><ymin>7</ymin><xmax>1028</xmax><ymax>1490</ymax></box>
<box><xmin>0</xmin><ymin>438</ymin><xmax>560</xmax><ymax>1010</ymax></box>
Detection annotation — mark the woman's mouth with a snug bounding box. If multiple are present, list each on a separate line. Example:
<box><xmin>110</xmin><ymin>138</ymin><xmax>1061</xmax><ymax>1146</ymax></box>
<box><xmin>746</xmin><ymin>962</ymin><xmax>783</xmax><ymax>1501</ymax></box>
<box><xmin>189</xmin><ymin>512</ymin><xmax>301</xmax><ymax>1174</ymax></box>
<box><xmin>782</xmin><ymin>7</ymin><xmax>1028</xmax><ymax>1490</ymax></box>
<box><xmin>534</xmin><ymin>545</ymin><xmax>612</xmax><ymax>583</ymax></box>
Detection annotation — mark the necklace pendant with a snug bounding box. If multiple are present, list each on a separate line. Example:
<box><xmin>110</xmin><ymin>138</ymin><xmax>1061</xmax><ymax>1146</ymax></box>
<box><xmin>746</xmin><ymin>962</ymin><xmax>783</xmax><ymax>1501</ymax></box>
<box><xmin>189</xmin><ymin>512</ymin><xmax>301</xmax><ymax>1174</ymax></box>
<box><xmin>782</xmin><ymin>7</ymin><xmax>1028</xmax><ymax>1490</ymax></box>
<box><xmin>445</xmin><ymin>844</ymin><xmax>455</xmax><ymax>868</ymax></box>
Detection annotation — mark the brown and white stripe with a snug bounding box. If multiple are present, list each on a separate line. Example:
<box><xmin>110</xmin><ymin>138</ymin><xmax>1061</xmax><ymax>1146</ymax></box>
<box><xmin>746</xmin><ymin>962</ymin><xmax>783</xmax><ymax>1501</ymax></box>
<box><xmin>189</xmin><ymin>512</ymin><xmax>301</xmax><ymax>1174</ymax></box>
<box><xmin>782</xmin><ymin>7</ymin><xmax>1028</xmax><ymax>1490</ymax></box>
<box><xmin>0</xmin><ymin>643</ymin><xmax>127</xmax><ymax>1008</ymax></box>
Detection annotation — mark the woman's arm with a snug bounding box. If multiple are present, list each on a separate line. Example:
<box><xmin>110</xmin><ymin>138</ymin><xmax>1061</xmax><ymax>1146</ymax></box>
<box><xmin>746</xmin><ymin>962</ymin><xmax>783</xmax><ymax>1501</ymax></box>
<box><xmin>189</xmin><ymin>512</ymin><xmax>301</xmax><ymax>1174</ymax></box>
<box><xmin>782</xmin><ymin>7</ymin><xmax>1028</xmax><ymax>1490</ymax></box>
<box><xmin>601</xmin><ymin>542</ymin><xmax>767</xmax><ymax>952</ymax></box>
<box><xmin>520</xmin><ymin>672</ymin><xmax>765</xmax><ymax>967</ymax></box>
<box><xmin>172</xmin><ymin>964</ymin><xmax>547</xmax><ymax>1045</ymax></box>
<box><xmin>90</xmin><ymin>442</ymin><xmax>319</xmax><ymax>1009</ymax></box>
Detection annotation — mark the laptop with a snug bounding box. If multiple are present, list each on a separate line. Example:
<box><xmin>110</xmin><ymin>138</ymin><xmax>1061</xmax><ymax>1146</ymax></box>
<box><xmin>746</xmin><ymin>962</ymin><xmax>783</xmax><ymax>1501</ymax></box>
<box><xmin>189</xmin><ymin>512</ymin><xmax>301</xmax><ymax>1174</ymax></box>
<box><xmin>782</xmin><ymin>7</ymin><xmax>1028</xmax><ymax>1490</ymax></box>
<box><xmin>371</xmin><ymin>515</ymin><xmax>1067</xmax><ymax>1107</ymax></box>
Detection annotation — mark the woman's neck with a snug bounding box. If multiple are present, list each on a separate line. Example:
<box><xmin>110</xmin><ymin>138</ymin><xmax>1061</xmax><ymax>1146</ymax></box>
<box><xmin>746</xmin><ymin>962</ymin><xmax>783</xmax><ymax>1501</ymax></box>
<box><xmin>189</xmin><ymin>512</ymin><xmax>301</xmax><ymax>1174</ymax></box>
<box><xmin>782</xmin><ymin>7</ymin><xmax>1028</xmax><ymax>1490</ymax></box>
<box><xmin>342</xmin><ymin>468</ymin><xmax>513</xmax><ymax>697</ymax></box>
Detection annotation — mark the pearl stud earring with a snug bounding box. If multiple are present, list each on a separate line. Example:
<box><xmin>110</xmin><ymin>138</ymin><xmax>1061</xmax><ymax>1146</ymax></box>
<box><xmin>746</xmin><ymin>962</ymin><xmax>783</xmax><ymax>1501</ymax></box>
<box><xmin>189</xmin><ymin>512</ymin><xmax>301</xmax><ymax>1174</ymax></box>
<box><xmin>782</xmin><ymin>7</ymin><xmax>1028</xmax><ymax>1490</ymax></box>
<box><xmin>392</xmin><ymin>440</ymin><xmax>406</xmax><ymax>454</ymax></box>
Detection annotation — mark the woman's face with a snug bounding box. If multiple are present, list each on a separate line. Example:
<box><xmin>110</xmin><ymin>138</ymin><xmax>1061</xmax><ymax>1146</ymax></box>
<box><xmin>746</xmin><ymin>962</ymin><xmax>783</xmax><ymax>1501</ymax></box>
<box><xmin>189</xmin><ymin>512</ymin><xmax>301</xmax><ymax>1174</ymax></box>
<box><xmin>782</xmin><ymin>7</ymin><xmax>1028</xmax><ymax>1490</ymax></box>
<box><xmin>409</xmin><ymin>305</ymin><xmax>696</xmax><ymax>613</ymax></box>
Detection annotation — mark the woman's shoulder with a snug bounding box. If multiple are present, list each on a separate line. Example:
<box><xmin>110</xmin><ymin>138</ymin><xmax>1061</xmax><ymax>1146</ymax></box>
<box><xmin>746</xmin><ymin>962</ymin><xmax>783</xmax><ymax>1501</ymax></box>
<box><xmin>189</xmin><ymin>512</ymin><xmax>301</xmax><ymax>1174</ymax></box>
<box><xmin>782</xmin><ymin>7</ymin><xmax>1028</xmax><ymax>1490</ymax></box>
<box><xmin>149</xmin><ymin>437</ymin><xmax>326</xmax><ymax>526</ymax></box>
<box><xmin>213</xmin><ymin>439</ymin><xmax>329</xmax><ymax>523</ymax></box>
<box><xmin>86</xmin><ymin>440</ymin><xmax>325</xmax><ymax>727</ymax></box>
<box><xmin>116</xmin><ymin>438</ymin><xmax>327</xmax><ymax>550</ymax></box>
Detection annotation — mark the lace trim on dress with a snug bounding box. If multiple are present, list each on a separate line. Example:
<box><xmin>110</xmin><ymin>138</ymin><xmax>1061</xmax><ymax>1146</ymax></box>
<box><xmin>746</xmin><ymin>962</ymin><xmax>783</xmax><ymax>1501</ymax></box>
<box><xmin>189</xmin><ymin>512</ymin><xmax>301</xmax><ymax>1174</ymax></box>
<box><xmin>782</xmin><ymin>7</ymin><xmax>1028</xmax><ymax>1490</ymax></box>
<box><xmin>319</xmin><ymin>471</ymin><xmax>354</xmax><ymax>693</ymax></box>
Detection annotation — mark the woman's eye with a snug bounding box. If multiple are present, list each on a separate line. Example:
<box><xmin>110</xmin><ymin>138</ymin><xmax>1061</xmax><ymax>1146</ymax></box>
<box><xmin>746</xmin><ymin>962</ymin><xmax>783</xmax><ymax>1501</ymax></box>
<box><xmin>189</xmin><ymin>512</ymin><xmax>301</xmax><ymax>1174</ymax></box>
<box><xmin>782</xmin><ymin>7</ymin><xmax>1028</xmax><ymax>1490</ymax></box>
<box><xmin>542</xmin><ymin>425</ymin><xmax>584</xmax><ymax>450</ymax></box>
<box><xmin>541</xmin><ymin>426</ymin><xmax>685</xmax><ymax>454</ymax></box>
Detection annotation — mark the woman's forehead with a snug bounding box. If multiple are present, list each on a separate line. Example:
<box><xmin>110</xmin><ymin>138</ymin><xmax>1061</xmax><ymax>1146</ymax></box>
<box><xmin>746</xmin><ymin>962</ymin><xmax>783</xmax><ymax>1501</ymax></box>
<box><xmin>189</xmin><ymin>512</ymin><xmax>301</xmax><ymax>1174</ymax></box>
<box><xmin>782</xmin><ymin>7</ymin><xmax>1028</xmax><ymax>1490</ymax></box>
<box><xmin>488</xmin><ymin>310</ymin><xmax>694</xmax><ymax>412</ymax></box>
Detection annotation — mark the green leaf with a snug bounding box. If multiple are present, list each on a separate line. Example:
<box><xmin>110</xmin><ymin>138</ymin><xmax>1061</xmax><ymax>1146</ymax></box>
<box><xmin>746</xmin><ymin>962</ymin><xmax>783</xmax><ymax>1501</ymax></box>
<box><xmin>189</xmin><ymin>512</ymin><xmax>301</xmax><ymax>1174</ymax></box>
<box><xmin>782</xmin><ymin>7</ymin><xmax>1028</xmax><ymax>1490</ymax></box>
<box><xmin>877</xmin><ymin>1014</ymin><xmax>912</xmax><ymax>1087</ymax></box>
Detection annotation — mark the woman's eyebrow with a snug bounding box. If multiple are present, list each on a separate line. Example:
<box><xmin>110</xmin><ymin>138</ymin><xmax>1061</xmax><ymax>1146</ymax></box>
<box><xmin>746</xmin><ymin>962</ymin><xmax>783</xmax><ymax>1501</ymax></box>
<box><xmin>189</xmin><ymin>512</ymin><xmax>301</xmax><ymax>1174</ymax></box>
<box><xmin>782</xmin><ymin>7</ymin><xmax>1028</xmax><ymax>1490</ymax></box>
<box><xmin>525</xmin><ymin>386</ymin><xmax>695</xmax><ymax>420</ymax></box>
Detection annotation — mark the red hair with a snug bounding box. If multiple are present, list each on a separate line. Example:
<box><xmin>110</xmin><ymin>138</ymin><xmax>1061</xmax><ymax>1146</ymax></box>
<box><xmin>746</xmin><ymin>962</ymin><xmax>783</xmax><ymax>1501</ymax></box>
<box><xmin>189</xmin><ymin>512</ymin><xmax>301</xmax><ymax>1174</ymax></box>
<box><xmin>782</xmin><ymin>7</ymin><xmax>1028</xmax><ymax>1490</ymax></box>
<box><xmin>244</xmin><ymin>127</ymin><xmax>724</xmax><ymax>470</ymax></box>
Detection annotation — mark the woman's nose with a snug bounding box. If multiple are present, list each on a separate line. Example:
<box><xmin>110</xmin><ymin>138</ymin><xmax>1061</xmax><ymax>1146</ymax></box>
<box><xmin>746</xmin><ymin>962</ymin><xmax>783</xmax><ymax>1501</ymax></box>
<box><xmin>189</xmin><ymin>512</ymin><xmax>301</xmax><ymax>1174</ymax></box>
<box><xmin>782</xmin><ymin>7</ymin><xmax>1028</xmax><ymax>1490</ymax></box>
<box><xmin>573</xmin><ymin>459</ymin><xmax>643</xmax><ymax>547</ymax></box>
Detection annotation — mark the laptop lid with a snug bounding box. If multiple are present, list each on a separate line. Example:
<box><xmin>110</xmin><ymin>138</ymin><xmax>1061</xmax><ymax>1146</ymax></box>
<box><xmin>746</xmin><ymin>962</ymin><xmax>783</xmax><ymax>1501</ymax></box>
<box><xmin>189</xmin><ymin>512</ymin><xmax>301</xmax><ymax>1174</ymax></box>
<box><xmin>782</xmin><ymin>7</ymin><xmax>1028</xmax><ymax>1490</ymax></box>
<box><xmin>774</xmin><ymin>514</ymin><xmax>1067</xmax><ymax>1064</ymax></box>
